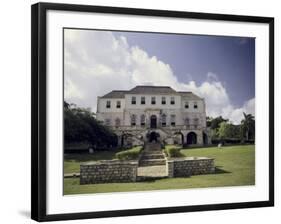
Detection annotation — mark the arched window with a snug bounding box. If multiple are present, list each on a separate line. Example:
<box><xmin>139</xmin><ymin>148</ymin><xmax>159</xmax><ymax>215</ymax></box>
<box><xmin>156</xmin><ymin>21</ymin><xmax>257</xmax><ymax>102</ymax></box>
<box><xmin>170</xmin><ymin>114</ymin><xmax>176</xmax><ymax>126</ymax></box>
<box><xmin>161</xmin><ymin>114</ymin><xmax>167</xmax><ymax>127</ymax></box>
<box><xmin>115</xmin><ymin>118</ymin><xmax>121</xmax><ymax>127</ymax></box>
<box><xmin>131</xmin><ymin>114</ymin><xmax>136</xmax><ymax>126</ymax></box>
<box><xmin>140</xmin><ymin>114</ymin><xmax>145</xmax><ymax>126</ymax></box>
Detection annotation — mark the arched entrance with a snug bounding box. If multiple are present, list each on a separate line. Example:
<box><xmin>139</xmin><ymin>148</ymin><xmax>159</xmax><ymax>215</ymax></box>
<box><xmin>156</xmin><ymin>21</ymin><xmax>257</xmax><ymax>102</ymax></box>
<box><xmin>150</xmin><ymin>115</ymin><xmax>157</xmax><ymax>128</ymax></box>
<box><xmin>112</xmin><ymin>134</ymin><xmax>118</xmax><ymax>147</ymax></box>
<box><xmin>149</xmin><ymin>131</ymin><xmax>158</xmax><ymax>142</ymax></box>
<box><xmin>174</xmin><ymin>131</ymin><xmax>184</xmax><ymax>145</ymax></box>
<box><xmin>203</xmin><ymin>132</ymin><xmax>208</xmax><ymax>145</ymax></box>
<box><xmin>186</xmin><ymin>132</ymin><xmax>197</xmax><ymax>145</ymax></box>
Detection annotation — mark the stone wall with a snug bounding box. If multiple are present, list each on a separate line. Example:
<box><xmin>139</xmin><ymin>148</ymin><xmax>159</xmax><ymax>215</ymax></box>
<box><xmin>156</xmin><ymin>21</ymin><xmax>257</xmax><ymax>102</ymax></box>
<box><xmin>167</xmin><ymin>157</ymin><xmax>215</xmax><ymax>178</ymax></box>
<box><xmin>80</xmin><ymin>160</ymin><xmax>138</xmax><ymax>184</ymax></box>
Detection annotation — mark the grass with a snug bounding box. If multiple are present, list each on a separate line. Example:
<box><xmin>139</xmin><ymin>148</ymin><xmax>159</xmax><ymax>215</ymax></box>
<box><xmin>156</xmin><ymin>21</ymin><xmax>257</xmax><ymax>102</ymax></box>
<box><xmin>64</xmin><ymin>145</ymin><xmax>255</xmax><ymax>195</ymax></box>
<box><xmin>64</xmin><ymin>151</ymin><xmax>118</xmax><ymax>174</ymax></box>
<box><xmin>64</xmin><ymin>146</ymin><xmax>141</xmax><ymax>173</ymax></box>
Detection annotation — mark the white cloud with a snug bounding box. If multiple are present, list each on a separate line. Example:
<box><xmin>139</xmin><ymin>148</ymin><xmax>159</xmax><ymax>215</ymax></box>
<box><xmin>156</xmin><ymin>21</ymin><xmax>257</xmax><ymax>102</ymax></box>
<box><xmin>64</xmin><ymin>29</ymin><xmax>254</xmax><ymax>124</ymax></box>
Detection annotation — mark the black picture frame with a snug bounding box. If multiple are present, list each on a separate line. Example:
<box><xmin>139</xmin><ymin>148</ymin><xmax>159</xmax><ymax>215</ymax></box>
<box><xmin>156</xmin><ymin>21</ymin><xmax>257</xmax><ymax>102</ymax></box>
<box><xmin>31</xmin><ymin>2</ymin><xmax>274</xmax><ymax>222</ymax></box>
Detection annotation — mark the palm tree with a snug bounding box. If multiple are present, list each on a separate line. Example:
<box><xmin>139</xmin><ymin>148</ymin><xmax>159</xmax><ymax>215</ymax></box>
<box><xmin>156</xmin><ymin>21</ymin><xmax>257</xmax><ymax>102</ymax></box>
<box><xmin>241</xmin><ymin>113</ymin><xmax>255</xmax><ymax>141</ymax></box>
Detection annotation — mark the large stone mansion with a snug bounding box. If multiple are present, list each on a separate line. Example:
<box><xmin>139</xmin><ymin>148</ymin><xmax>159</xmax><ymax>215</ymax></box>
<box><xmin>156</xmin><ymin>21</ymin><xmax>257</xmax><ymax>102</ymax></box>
<box><xmin>96</xmin><ymin>86</ymin><xmax>209</xmax><ymax>147</ymax></box>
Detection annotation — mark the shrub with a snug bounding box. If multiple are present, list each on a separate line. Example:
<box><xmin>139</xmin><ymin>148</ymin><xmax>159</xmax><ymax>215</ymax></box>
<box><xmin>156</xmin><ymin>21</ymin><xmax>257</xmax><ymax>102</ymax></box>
<box><xmin>164</xmin><ymin>147</ymin><xmax>183</xmax><ymax>158</ymax></box>
<box><xmin>115</xmin><ymin>146</ymin><xmax>142</xmax><ymax>160</ymax></box>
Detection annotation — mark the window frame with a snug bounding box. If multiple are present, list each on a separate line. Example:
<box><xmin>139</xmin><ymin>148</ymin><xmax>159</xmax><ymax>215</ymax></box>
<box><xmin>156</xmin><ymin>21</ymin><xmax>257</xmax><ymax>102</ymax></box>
<box><xmin>170</xmin><ymin>96</ymin><xmax>175</xmax><ymax>105</ymax></box>
<box><xmin>161</xmin><ymin>96</ymin><xmax>166</xmax><ymax>105</ymax></box>
<box><xmin>106</xmin><ymin>100</ymin><xmax>111</xmax><ymax>108</ymax></box>
<box><xmin>151</xmin><ymin>96</ymin><xmax>156</xmax><ymax>105</ymax></box>
<box><xmin>141</xmin><ymin>96</ymin><xmax>146</xmax><ymax>105</ymax></box>
<box><xmin>116</xmin><ymin>100</ymin><xmax>121</xmax><ymax>108</ymax></box>
<box><xmin>131</xmin><ymin>96</ymin><xmax>136</xmax><ymax>105</ymax></box>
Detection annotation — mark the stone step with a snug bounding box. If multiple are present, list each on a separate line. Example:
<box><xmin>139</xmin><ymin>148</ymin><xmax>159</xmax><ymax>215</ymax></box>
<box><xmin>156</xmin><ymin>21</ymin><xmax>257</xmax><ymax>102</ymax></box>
<box><xmin>139</xmin><ymin>158</ymin><xmax>166</xmax><ymax>166</ymax></box>
<box><xmin>145</xmin><ymin>143</ymin><xmax>162</xmax><ymax>150</ymax></box>
<box><xmin>142</xmin><ymin>154</ymin><xmax>165</xmax><ymax>160</ymax></box>
<box><xmin>143</xmin><ymin>150</ymin><xmax>163</xmax><ymax>154</ymax></box>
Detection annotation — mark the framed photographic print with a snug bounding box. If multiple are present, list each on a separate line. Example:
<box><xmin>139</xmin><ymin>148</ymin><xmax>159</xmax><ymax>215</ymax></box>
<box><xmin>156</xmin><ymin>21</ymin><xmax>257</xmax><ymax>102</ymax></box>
<box><xmin>31</xmin><ymin>2</ymin><xmax>274</xmax><ymax>222</ymax></box>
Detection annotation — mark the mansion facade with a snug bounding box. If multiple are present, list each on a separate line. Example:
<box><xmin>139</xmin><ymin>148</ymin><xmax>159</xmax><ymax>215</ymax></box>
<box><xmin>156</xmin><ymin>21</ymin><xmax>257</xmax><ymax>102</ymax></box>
<box><xmin>96</xmin><ymin>86</ymin><xmax>209</xmax><ymax>147</ymax></box>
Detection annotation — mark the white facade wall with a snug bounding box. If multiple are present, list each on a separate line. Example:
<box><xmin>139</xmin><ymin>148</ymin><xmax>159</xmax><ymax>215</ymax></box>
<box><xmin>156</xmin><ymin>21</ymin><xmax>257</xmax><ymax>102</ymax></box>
<box><xmin>124</xmin><ymin>94</ymin><xmax>181</xmax><ymax>110</ymax></box>
<box><xmin>96</xmin><ymin>90</ymin><xmax>208</xmax><ymax>146</ymax></box>
<box><xmin>96</xmin><ymin>94</ymin><xmax>206</xmax><ymax>128</ymax></box>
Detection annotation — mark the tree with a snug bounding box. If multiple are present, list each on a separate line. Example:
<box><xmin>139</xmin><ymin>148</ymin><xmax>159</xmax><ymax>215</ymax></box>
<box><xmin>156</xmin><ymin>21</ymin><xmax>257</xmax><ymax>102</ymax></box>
<box><xmin>210</xmin><ymin>116</ymin><xmax>228</xmax><ymax>130</ymax></box>
<box><xmin>64</xmin><ymin>101</ymin><xmax>117</xmax><ymax>148</ymax></box>
<box><xmin>218</xmin><ymin>121</ymin><xmax>241</xmax><ymax>143</ymax></box>
<box><xmin>241</xmin><ymin>113</ymin><xmax>255</xmax><ymax>141</ymax></box>
<box><xmin>218</xmin><ymin>122</ymin><xmax>229</xmax><ymax>142</ymax></box>
<box><xmin>206</xmin><ymin>116</ymin><xmax>212</xmax><ymax>127</ymax></box>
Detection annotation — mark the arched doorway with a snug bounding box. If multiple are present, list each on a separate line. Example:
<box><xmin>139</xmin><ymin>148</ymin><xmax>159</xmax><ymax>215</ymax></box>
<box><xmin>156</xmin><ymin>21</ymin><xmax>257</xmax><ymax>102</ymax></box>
<box><xmin>149</xmin><ymin>131</ymin><xmax>158</xmax><ymax>142</ymax></box>
<box><xmin>150</xmin><ymin>115</ymin><xmax>157</xmax><ymax>128</ymax></box>
<box><xmin>112</xmin><ymin>134</ymin><xmax>118</xmax><ymax>147</ymax></box>
<box><xmin>203</xmin><ymin>132</ymin><xmax>208</xmax><ymax>145</ymax></box>
<box><xmin>174</xmin><ymin>131</ymin><xmax>184</xmax><ymax>145</ymax></box>
<box><xmin>186</xmin><ymin>132</ymin><xmax>197</xmax><ymax>145</ymax></box>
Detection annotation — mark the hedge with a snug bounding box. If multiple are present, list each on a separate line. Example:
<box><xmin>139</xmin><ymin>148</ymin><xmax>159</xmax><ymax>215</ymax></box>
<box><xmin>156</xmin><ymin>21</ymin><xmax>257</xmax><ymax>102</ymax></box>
<box><xmin>115</xmin><ymin>146</ymin><xmax>142</xmax><ymax>160</ymax></box>
<box><xmin>164</xmin><ymin>147</ymin><xmax>184</xmax><ymax>158</ymax></box>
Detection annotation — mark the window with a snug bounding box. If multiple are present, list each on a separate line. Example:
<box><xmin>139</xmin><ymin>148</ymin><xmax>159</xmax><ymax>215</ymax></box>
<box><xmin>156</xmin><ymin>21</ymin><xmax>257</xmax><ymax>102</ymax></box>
<box><xmin>106</xmin><ymin>101</ymin><xmax>111</xmax><ymax>108</ymax></box>
<box><xmin>161</xmin><ymin>96</ymin><xmax>166</xmax><ymax>105</ymax></box>
<box><xmin>161</xmin><ymin>114</ymin><xmax>167</xmax><ymax>127</ymax></box>
<box><xmin>141</xmin><ymin>114</ymin><xmax>145</xmax><ymax>126</ymax></box>
<box><xmin>185</xmin><ymin>118</ymin><xmax>190</xmax><ymax>126</ymax></box>
<box><xmin>116</xmin><ymin>101</ymin><xmax>121</xmax><ymax>108</ymax></box>
<box><xmin>141</xmin><ymin>96</ymin><xmax>145</xmax><ymax>105</ymax></box>
<box><xmin>170</xmin><ymin>114</ymin><xmax>176</xmax><ymax>126</ymax></box>
<box><xmin>131</xmin><ymin>96</ymin><xmax>136</xmax><ymax>105</ymax></box>
<box><xmin>185</xmin><ymin>101</ymin><xmax>189</xmax><ymax>109</ymax></box>
<box><xmin>131</xmin><ymin>114</ymin><xmax>136</xmax><ymax>126</ymax></box>
<box><xmin>194</xmin><ymin>102</ymin><xmax>198</xmax><ymax>109</ymax></box>
<box><xmin>170</xmin><ymin>97</ymin><xmax>175</xmax><ymax>105</ymax></box>
<box><xmin>105</xmin><ymin>119</ymin><xmax>111</xmax><ymax>126</ymax></box>
<box><xmin>151</xmin><ymin>96</ymin><xmax>156</xmax><ymax>105</ymax></box>
<box><xmin>115</xmin><ymin>118</ymin><xmax>120</xmax><ymax>127</ymax></box>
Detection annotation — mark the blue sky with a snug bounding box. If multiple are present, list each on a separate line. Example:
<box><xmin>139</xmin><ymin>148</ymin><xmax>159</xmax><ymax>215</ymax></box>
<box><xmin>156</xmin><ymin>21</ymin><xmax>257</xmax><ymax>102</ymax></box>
<box><xmin>64</xmin><ymin>29</ymin><xmax>255</xmax><ymax>124</ymax></box>
<box><xmin>114</xmin><ymin>31</ymin><xmax>255</xmax><ymax>108</ymax></box>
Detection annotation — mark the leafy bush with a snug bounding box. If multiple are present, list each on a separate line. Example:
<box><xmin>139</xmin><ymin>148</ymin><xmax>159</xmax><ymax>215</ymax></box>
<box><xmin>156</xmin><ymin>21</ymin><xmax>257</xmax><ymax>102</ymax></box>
<box><xmin>115</xmin><ymin>147</ymin><xmax>142</xmax><ymax>160</ymax></box>
<box><xmin>164</xmin><ymin>147</ymin><xmax>183</xmax><ymax>158</ymax></box>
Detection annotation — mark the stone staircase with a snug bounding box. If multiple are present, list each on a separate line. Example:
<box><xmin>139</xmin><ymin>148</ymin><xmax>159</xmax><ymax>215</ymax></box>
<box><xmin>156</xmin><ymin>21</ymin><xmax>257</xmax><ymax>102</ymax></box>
<box><xmin>139</xmin><ymin>142</ymin><xmax>166</xmax><ymax>167</ymax></box>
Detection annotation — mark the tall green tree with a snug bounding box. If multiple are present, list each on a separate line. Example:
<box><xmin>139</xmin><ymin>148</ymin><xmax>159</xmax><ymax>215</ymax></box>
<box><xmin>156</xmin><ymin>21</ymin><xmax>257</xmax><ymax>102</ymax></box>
<box><xmin>210</xmin><ymin>116</ymin><xmax>228</xmax><ymax>130</ymax></box>
<box><xmin>241</xmin><ymin>113</ymin><xmax>255</xmax><ymax>141</ymax></box>
<box><xmin>64</xmin><ymin>101</ymin><xmax>117</xmax><ymax>148</ymax></box>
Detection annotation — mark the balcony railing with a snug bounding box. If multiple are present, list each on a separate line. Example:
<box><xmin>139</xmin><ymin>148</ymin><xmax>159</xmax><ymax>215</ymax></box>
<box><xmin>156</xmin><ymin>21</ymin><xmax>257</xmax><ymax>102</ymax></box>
<box><xmin>110</xmin><ymin>124</ymin><xmax>202</xmax><ymax>131</ymax></box>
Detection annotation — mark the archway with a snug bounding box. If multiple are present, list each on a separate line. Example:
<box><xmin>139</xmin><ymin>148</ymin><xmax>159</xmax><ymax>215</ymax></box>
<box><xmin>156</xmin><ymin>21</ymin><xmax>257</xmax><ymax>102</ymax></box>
<box><xmin>150</xmin><ymin>115</ymin><xmax>157</xmax><ymax>128</ymax></box>
<box><xmin>203</xmin><ymin>132</ymin><xmax>208</xmax><ymax>145</ymax></box>
<box><xmin>186</xmin><ymin>132</ymin><xmax>197</xmax><ymax>145</ymax></box>
<box><xmin>149</xmin><ymin>131</ymin><xmax>158</xmax><ymax>142</ymax></box>
<box><xmin>174</xmin><ymin>131</ymin><xmax>184</xmax><ymax>145</ymax></box>
<box><xmin>111</xmin><ymin>134</ymin><xmax>118</xmax><ymax>147</ymax></box>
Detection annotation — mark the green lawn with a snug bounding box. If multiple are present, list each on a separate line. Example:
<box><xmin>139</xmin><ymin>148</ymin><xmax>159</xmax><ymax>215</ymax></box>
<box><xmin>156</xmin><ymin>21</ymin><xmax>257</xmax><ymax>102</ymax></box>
<box><xmin>64</xmin><ymin>145</ymin><xmax>255</xmax><ymax>195</ymax></box>
<box><xmin>64</xmin><ymin>151</ymin><xmax>118</xmax><ymax>174</ymax></box>
<box><xmin>64</xmin><ymin>146</ymin><xmax>142</xmax><ymax>173</ymax></box>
